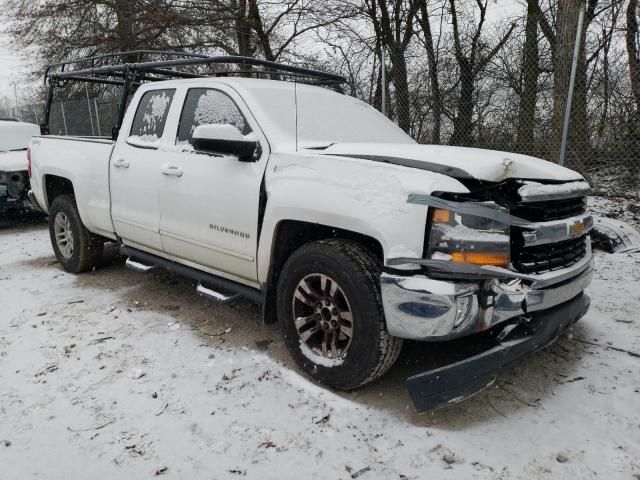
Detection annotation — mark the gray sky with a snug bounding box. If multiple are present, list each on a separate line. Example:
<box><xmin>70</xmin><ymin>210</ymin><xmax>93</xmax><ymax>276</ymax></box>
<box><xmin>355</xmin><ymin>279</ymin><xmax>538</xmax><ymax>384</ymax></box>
<box><xmin>0</xmin><ymin>32</ymin><xmax>31</xmax><ymax>110</ymax></box>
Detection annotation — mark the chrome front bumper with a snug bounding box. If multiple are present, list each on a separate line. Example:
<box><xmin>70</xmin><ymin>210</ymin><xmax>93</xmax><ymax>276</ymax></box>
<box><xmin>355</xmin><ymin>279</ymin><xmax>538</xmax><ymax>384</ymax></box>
<box><xmin>381</xmin><ymin>246</ymin><xmax>594</xmax><ymax>341</ymax></box>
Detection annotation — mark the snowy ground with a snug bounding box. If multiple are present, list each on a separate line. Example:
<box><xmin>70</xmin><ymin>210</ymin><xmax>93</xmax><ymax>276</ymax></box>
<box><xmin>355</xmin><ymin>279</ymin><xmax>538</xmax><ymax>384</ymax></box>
<box><xmin>1</xmin><ymin>221</ymin><xmax>639</xmax><ymax>479</ymax></box>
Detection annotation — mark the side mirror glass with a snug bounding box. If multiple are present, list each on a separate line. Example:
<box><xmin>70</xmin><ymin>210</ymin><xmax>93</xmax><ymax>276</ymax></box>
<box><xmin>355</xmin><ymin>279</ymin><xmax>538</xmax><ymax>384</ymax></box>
<box><xmin>192</xmin><ymin>124</ymin><xmax>258</xmax><ymax>162</ymax></box>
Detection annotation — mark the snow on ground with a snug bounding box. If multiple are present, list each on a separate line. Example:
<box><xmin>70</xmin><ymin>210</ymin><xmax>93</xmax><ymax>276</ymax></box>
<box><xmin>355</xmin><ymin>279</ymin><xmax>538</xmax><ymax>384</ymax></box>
<box><xmin>1</xmin><ymin>223</ymin><xmax>639</xmax><ymax>479</ymax></box>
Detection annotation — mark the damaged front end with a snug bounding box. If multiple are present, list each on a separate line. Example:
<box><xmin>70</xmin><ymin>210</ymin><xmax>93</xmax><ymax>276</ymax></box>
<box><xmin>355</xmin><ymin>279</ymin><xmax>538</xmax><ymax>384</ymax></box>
<box><xmin>380</xmin><ymin>179</ymin><xmax>593</xmax><ymax>411</ymax></box>
<box><xmin>0</xmin><ymin>170</ymin><xmax>30</xmax><ymax>216</ymax></box>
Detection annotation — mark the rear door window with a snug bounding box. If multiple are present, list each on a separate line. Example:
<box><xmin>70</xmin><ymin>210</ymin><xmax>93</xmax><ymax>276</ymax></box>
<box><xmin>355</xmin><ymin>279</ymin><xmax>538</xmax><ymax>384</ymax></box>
<box><xmin>176</xmin><ymin>88</ymin><xmax>251</xmax><ymax>146</ymax></box>
<box><xmin>129</xmin><ymin>89</ymin><xmax>175</xmax><ymax>147</ymax></box>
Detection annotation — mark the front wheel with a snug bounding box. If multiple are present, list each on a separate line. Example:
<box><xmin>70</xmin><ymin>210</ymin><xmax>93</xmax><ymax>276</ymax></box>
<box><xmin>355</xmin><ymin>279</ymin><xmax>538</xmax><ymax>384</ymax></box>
<box><xmin>277</xmin><ymin>239</ymin><xmax>403</xmax><ymax>390</ymax></box>
<box><xmin>48</xmin><ymin>194</ymin><xmax>103</xmax><ymax>273</ymax></box>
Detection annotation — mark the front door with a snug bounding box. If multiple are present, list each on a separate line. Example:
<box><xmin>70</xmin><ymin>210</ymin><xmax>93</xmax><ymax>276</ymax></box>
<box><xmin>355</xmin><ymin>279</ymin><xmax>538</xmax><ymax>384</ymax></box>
<box><xmin>110</xmin><ymin>88</ymin><xmax>176</xmax><ymax>252</ymax></box>
<box><xmin>158</xmin><ymin>86</ymin><xmax>269</xmax><ymax>282</ymax></box>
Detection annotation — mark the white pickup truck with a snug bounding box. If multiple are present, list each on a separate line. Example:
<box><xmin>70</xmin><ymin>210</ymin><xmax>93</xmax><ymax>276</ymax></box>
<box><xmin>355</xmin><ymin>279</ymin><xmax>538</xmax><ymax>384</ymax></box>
<box><xmin>29</xmin><ymin>53</ymin><xmax>594</xmax><ymax>410</ymax></box>
<box><xmin>1</xmin><ymin>120</ymin><xmax>40</xmax><ymax>216</ymax></box>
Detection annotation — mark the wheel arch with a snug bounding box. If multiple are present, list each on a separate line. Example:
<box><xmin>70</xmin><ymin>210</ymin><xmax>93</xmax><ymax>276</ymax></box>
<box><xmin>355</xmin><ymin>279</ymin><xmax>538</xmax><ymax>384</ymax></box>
<box><xmin>261</xmin><ymin>219</ymin><xmax>384</xmax><ymax>324</ymax></box>
<box><xmin>43</xmin><ymin>174</ymin><xmax>75</xmax><ymax>209</ymax></box>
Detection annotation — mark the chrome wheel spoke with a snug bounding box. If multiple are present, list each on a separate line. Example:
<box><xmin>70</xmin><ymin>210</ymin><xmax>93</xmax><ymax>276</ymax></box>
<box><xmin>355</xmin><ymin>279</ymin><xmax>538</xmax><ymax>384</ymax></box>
<box><xmin>295</xmin><ymin>314</ymin><xmax>316</xmax><ymax>330</ymax></box>
<box><xmin>54</xmin><ymin>212</ymin><xmax>74</xmax><ymax>259</ymax></box>
<box><xmin>339</xmin><ymin>311</ymin><xmax>353</xmax><ymax>323</ymax></box>
<box><xmin>330</xmin><ymin>332</ymin><xmax>339</xmax><ymax>358</ymax></box>
<box><xmin>339</xmin><ymin>324</ymin><xmax>352</xmax><ymax>339</ymax></box>
<box><xmin>295</xmin><ymin>279</ymin><xmax>319</xmax><ymax>306</ymax></box>
<box><xmin>300</xmin><ymin>326</ymin><xmax>320</xmax><ymax>343</ymax></box>
<box><xmin>320</xmin><ymin>275</ymin><xmax>337</xmax><ymax>297</ymax></box>
<box><xmin>321</xmin><ymin>331</ymin><xmax>330</xmax><ymax>357</ymax></box>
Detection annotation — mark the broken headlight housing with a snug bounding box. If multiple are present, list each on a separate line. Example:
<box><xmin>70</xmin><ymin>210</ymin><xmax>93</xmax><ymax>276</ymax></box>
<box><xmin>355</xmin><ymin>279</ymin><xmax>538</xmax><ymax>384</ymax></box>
<box><xmin>427</xmin><ymin>204</ymin><xmax>510</xmax><ymax>267</ymax></box>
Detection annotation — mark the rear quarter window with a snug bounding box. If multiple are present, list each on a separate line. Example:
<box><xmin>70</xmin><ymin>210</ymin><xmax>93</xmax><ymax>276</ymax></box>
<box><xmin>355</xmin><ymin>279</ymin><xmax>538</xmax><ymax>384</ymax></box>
<box><xmin>128</xmin><ymin>89</ymin><xmax>175</xmax><ymax>148</ymax></box>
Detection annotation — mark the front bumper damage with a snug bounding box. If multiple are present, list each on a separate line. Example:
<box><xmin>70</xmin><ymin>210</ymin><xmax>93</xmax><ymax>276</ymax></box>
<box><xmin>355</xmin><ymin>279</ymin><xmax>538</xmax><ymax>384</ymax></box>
<box><xmin>0</xmin><ymin>170</ymin><xmax>31</xmax><ymax>216</ymax></box>
<box><xmin>381</xmin><ymin>245</ymin><xmax>593</xmax><ymax>341</ymax></box>
<box><xmin>406</xmin><ymin>293</ymin><xmax>590</xmax><ymax>411</ymax></box>
<box><xmin>381</xmin><ymin>260</ymin><xmax>592</xmax><ymax>411</ymax></box>
<box><xmin>381</xmin><ymin>187</ymin><xmax>594</xmax><ymax>411</ymax></box>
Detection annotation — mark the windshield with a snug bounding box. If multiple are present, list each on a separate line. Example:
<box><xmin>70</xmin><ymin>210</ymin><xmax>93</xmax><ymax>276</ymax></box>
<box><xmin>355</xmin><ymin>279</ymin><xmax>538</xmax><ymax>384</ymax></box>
<box><xmin>243</xmin><ymin>81</ymin><xmax>415</xmax><ymax>148</ymax></box>
<box><xmin>295</xmin><ymin>87</ymin><xmax>415</xmax><ymax>147</ymax></box>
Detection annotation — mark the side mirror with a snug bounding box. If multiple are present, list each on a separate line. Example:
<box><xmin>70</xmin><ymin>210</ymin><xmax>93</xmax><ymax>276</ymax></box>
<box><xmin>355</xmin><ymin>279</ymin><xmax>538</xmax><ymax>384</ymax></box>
<box><xmin>192</xmin><ymin>124</ymin><xmax>258</xmax><ymax>162</ymax></box>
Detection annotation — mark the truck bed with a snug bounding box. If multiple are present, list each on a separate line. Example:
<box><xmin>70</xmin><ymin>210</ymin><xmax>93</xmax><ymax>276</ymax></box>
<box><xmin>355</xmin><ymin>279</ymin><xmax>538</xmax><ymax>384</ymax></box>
<box><xmin>29</xmin><ymin>135</ymin><xmax>117</xmax><ymax>239</ymax></box>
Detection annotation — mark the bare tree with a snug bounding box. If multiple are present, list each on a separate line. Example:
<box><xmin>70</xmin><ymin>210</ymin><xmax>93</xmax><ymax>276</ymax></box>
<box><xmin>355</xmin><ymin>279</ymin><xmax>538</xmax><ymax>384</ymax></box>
<box><xmin>417</xmin><ymin>1</ymin><xmax>445</xmax><ymax>144</ymax></box>
<box><xmin>362</xmin><ymin>0</ymin><xmax>420</xmax><ymax>133</ymax></box>
<box><xmin>4</xmin><ymin>0</ymin><xmax>191</xmax><ymax>66</ymax></box>
<box><xmin>516</xmin><ymin>1</ymin><xmax>541</xmax><ymax>154</ymax></box>
<box><xmin>448</xmin><ymin>0</ymin><xmax>516</xmax><ymax>147</ymax></box>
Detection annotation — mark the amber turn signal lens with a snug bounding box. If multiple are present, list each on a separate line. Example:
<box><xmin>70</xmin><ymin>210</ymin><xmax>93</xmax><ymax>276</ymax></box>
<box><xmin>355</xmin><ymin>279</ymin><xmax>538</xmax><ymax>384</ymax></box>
<box><xmin>451</xmin><ymin>252</ymin><xmax>509</xmax><ymax>267</ymax></box>
<box><xmin>431</xmin><ymin>208</ymin><xmax>453</xmax><ymax>224</ymax></box>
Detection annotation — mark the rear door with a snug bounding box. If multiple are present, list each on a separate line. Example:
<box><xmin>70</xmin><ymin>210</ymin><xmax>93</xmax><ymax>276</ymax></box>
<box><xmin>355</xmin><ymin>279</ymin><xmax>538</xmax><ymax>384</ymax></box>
<box><xmin>158</xmin><ymin>85</ymin><xmax>269</xmax><ymax>282</ymax></box>
<box><xmin>110</xmin><ymin>88</ymin><xmax>176</xmax><ymax>251</ymax></box>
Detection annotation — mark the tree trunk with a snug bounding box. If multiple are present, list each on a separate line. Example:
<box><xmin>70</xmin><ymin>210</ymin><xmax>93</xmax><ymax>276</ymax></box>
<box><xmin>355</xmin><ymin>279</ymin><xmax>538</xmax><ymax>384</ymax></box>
<box><xmin>516</xmin><ymin>1</ymin><xmax>540</xmax><ymax>155</ymax></box>
<box><xmin>234</xmin><ymin>0</ymin><xmax>253</xmax><ymax>57</ymax></box>
<box><xmin>249</xmin><ymin>0</ymin><xmax>276</xmax><ymax>61</ymax></box>
<box><xmin>450</xmin><ymin>58</ymin><xmax>474</xmax><ymax>146</ymax></box>
<box><xmin>114</xmin><ymin>0</ymin><xmax>137</xmax><ymax>52</ymax></box>
<box><xmin>551</xmin><ymin>0</ymin><xmax>584</xmax><ymax>164</ymax></box>
<box><xmin>418</xmin><ymin>2</ymin><xmax>442</xmax><ymax>144</ymax></box>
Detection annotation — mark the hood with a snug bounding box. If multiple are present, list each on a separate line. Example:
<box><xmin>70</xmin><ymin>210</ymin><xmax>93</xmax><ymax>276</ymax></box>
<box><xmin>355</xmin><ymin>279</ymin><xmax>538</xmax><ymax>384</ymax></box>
<box><xmin>0</xmin><ymin>120</ymin><xmax>40</xmax><ymax>152</ymax></box>
<box><xmin>317</xmin><ymin>143</ymin><xmax>584</xmax><ymax>183</ymax></box>
<box><xmin>0</xmin><ymin>150</ymin><xmax>28</xmax><ymax>172</ymax></box>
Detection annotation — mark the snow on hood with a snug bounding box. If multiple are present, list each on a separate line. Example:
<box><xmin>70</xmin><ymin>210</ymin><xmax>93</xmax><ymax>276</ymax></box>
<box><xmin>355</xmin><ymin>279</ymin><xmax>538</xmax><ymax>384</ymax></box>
<box><xmin>0</xmin><ymin>120</ymin><xmax>40</xmax><ymax>152</ymax></box>
<box><xmin>318</xmin><ymin>143</ymin><xmax>584</xmax><ymax>182</ymax></box>
<box><xmin>0</xmin><ymin>150</ymin><xmax>28</xmax><ymax>172</ymax></box>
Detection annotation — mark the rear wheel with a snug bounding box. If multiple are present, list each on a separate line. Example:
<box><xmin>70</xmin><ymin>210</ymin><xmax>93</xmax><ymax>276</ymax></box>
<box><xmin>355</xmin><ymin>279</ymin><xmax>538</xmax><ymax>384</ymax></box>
<box><xmin>277</xmin><ymin>239</ymin><xmax>403</xmax><ymax>389</ymax></box>
<box><xmin>48</xmin><ymin>194</ymin><xmax>103</xmax><ymax>273</ymax></box>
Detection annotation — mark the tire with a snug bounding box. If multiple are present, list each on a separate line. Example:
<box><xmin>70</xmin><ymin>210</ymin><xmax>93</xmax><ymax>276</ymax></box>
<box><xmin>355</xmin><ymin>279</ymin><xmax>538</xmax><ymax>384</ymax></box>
<box><xmin>48</xmin><ymin>194</ymin><xmax>103</xmax><ymax>273</ymax></box>
<box><xmin>277</xmin><ymin>239</ymin><xmax>403</xmax><ymax>390</ymax></box>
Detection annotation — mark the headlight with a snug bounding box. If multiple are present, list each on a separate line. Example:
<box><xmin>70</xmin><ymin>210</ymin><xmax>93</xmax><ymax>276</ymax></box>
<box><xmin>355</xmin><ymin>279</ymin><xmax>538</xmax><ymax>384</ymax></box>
<box><xmin>427</xmin><ymin>204</ymin><xmax>510</xmax><ymax>267</ymax></box>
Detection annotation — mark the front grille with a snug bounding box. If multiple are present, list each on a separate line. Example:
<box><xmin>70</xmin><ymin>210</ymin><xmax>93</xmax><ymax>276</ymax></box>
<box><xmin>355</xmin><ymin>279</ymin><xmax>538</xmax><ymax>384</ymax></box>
<box><xmin>512</xmin><ymin>236</ymin><xmax>587</xmax><ymax>274</ymax></box>
<box><xmin>510</xmin><ymin>195</ymin><xmax>588</xmax><ymax>274</ymax></box>
<box><xmin>511</xmin><ymin>196</ymin><xmax>586</xmax><ymax>222</ymax></box>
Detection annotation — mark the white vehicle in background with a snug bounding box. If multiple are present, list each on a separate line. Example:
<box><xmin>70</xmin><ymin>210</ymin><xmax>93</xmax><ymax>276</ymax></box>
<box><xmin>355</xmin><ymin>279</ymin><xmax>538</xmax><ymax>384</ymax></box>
<box><xmin>28</xmin><ymin>52</ymin><xmax>594</xmax><ymax>411</ymax></box>
<box><xmin>0</xmin><ymin>119</ymin><xmax>40</xmax><ymax>216</ymax></box>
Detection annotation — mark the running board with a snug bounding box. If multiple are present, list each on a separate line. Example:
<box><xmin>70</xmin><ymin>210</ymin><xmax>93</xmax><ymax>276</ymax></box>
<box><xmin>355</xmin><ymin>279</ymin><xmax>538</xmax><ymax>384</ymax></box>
<box><xmin>125</xmin><ymin>257</ymin><xmax>158</xmax><ymax>273</ymax></box>
<box><xmin>196</xmin><ymin>283</ymin><xmax>241</xmax><ymax>303</ymax></box>
<box><xmin>120</xmin><ymin>245</ymin><xmax>263</xmax><ymax>304</ymax></box>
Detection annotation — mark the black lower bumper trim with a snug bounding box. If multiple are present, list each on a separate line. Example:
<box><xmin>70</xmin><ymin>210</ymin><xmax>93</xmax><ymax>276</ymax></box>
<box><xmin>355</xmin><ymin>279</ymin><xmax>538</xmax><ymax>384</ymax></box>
<box><xmin>406</xmin><ymin>293</ymin><xmax>591</xmax><ymax>412</ymax></box>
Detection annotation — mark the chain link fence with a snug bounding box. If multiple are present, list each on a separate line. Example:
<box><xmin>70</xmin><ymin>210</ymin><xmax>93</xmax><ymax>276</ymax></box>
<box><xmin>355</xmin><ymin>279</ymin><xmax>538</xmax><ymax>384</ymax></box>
<box><xmin>0</xmin><ymin>97</ymin><xmax>120</xmax><ymax>137</ymax></box>
<box><xmin>2</xmin><ymin>3</ymin><xmax>638</xmax><ymax>202</ymax></box>
<box><xmin>370</xmin><ymin>7</ymin><xmax>640</xmax><ymax>200</ymax></box>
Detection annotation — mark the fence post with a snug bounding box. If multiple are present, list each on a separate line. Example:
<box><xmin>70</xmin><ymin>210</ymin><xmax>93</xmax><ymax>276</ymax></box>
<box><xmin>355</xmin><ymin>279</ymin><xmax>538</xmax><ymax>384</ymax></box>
<box><xmin>94</xmin><ymin>98</ymin><xmax>102</xmax><ymax>136</ymax></box>
<box><xmin>31</xmin><ymin>104</ymin><xmax>39</xmax><ymax>125</ymax></box>
<box><xmin>60</xmin><ymin>101</ymin><xmax>68</xmax><ymax>135</ymax></box>
<box><xmin>85</xmin><ymin>84</ymin><xmax>95</xmax><ymax>136</ymax></box>
<box><xmin>381</xmin><ymin>47</ymin><xmax>387</xmax><ymax>116</ymax></box>
<box><xmin>559</xmin><ymin>3</ymin><xmax>585</xmax><ymax>166</ymax></box>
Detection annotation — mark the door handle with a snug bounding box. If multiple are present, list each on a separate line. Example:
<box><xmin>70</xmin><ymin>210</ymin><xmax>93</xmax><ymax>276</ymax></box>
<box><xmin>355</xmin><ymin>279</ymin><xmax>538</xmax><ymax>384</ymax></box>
<box><xmin>113</xmin><ymin>158</ymin><xmax>130</xmax><ymax>168</ymax></box>
<box><xmin>161</xmin><ymin>165</ymin><xmax>183</xmax><ymax>177</ymax></box>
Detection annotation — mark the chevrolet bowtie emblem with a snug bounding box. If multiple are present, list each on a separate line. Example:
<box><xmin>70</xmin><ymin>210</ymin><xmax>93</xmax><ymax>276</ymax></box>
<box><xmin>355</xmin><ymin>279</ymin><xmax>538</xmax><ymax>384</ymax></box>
<box><xmin>569</xmin><ymin>221</ymin><xmax>585</xmax><ymax>236</ymax></box>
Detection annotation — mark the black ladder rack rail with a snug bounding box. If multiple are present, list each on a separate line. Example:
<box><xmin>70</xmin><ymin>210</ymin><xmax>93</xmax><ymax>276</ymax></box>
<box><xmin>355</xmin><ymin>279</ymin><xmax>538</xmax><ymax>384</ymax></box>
<box><xmin>41</xmin><ymin>50</ymin><xmax>347</xmax><ymax>137</ymax></box>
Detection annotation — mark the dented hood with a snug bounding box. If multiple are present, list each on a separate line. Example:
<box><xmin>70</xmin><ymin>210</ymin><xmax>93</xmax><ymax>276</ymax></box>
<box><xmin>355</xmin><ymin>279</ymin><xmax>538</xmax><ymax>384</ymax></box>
<box><xmin>319</xmin><ymin>143</ymin><xmax>584</xmax><ymax>182</ymax></box>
